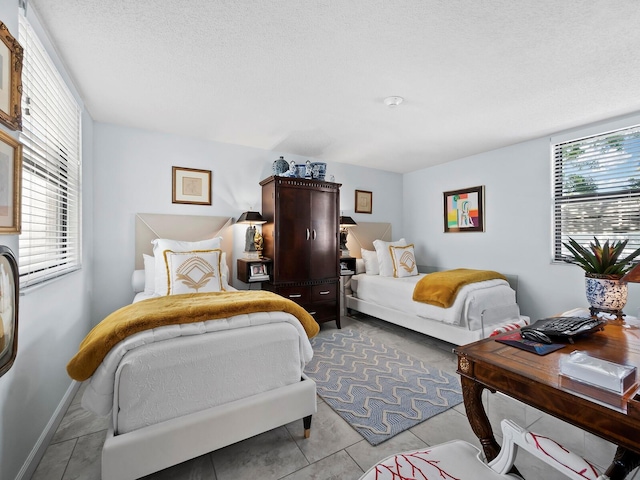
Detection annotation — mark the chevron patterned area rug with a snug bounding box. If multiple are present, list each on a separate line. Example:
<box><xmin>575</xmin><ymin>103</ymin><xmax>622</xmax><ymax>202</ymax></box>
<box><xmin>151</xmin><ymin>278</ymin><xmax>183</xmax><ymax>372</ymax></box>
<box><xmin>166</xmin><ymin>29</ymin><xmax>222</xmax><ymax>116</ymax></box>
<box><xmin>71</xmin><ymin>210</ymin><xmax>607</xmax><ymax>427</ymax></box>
<box><xmin>305</xmin><ymin>329</ymin><xmax>463</xmax><ymax>445</ymax></box>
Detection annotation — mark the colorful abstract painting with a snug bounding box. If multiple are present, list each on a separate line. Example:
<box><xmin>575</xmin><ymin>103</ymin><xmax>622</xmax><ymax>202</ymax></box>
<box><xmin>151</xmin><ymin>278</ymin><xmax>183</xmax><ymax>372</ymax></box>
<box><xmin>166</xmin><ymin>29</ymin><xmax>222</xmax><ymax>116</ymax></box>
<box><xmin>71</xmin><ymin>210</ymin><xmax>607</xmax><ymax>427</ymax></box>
<box><xmin>443</xmin><ymin>186</ymin><xmax>484</xmax><ymax>232</ymax></box>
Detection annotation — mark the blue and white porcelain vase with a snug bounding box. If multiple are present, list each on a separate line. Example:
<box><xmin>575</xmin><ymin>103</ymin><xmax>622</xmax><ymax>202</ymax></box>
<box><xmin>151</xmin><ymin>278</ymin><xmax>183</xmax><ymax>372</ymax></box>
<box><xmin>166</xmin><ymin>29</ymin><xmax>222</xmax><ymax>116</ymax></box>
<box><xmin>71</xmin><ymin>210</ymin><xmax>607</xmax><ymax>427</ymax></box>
<box><xmin>272</xmin><ymin>156</ymin><xmax>289</xmax><ymax>176</ymax></box>
<box><xmin>584</xmin><ymin>273</ymin><xmax>628</xmax><ymax>312</ymax></box>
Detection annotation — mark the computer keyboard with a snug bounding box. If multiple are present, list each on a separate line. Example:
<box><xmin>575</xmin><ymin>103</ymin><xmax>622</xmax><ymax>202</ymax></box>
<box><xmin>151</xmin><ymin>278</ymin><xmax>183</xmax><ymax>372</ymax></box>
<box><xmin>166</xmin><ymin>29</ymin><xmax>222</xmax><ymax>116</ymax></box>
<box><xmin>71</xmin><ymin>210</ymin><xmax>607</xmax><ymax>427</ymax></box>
<box><xmin>520</xmin><ymin>316</ymin><xmax>606</xmax><ymax>342</ymax></box>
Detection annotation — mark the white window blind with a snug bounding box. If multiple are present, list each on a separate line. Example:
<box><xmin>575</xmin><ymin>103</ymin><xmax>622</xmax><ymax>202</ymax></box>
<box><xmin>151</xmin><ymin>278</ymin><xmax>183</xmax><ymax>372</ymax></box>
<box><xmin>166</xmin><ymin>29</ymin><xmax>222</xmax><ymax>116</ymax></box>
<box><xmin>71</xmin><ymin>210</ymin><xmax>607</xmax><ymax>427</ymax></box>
<box><xmin>18</xmin><ymin>14</ymin><xmax>82</xmax><ymax>288</ymax></box>
<box><xmin>552</xmin><ymin>125</ymin><xmax>640</xmax><ymax>262</ymax></box>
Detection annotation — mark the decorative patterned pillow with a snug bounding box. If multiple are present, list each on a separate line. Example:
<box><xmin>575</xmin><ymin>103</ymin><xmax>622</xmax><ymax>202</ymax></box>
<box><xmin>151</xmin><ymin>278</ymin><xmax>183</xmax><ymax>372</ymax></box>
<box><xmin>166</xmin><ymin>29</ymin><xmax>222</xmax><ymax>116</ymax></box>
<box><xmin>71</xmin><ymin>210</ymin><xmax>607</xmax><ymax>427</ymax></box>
<box><xmin>390</xmin><ymin>244</ymin><xmax>418</xmax><ymax>278</ymax></box>
<box><xmin>164</xmin><ymin>249</ymin><xmax>223</xmax><ymax>295</ymax></box>
<box><xmin>152</xmin><ymin>237</ymin><xmax>222</xmax><ymax>295</ymax></box>
<box><xmin>361</xmin><ymin>248</ymin><xmax>380</xmax><ymax>275</ymax></box>
<box><xmin>373</xmin><ymin>238</ymin><xmax>407</xmax><ymax>277</ymax></box>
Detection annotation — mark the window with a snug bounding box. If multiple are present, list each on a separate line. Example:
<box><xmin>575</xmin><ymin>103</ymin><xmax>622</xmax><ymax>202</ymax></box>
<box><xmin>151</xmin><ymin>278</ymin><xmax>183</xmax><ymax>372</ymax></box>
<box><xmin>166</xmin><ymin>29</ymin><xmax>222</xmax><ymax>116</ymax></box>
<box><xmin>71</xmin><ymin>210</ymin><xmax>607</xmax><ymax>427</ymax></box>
<box><xmin>18</xmin><ymin>14</ymin><xmax>82</xmax><ymax>288</ymax></box>
<box><xmin>552</xmin><ymin>124</ymin><xmax>640</xmax><ymax>262</ymax></box>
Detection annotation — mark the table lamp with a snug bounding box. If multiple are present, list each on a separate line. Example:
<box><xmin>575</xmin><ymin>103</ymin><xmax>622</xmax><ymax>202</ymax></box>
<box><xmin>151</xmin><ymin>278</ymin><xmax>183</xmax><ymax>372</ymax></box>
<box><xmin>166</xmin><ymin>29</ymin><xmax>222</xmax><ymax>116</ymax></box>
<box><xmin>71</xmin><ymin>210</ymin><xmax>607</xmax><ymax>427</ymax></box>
<box><xmin>620</xmin><ymin>263</ymin><xmax>640</xmax><ymax>325</ymax></box>
<box><xmin>237</xmin><ymin>211</ymin><xmax>266</xmax><ymax>259</ymax></box>
<box><xmin>339</xmin><ymin>216</ymin><xmax>357</xmax><ymax>257</ymax></box>
<box><xmin>622</xmin><ymin>263</ymin><xmax>640</xmax><ymax>283</ymax></box>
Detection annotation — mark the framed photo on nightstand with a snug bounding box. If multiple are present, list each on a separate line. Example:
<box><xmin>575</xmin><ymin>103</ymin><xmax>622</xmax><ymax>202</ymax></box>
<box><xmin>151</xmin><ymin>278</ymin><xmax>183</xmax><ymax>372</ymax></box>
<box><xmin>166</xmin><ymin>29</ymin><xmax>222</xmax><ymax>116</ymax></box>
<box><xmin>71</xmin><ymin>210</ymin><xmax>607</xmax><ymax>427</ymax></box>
<box><xmin>251</xmin><ymin>264</ymin><xmax>267</xmax><ymax>276</ymax></box>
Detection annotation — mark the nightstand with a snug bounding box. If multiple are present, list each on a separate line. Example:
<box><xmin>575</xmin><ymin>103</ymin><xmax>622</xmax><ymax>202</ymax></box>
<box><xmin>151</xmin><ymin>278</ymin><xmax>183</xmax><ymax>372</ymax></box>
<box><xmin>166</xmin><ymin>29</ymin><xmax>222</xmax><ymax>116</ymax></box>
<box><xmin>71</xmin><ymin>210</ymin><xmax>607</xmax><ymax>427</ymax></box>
<box><xmin>237</xmin><ymin>258</ymin><xmax>272</xmax><ymax>284</ymax></box>
<box><xmin>339</xmin><ymin>257</ymin><xmax>356</xmax><ymax>316</ymax></box>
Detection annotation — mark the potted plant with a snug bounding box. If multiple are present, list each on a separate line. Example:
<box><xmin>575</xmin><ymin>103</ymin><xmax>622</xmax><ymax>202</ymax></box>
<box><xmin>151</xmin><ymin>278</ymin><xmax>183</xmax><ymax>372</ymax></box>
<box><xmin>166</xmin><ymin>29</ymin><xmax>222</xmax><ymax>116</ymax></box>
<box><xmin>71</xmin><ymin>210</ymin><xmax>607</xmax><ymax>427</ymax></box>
<box><xmin>563</xmin><ymin>237</ymin><xmax>640</xmax><ymax>313</ymax></box>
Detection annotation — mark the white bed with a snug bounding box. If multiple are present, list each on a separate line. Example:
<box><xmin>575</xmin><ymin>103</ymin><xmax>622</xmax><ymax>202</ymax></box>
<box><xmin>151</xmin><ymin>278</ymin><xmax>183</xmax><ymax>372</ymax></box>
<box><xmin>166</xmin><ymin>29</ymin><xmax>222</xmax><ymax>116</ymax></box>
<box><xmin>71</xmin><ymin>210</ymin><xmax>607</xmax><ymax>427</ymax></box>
<box><xmin>75</xmin><ymin>214</ymin><xmax>317</xmax><ymax>480</ymax></box>
<box><xmin>343</xmin><ymin>222</ymin><xmax>528</xmax><ymax>345</ymax></box>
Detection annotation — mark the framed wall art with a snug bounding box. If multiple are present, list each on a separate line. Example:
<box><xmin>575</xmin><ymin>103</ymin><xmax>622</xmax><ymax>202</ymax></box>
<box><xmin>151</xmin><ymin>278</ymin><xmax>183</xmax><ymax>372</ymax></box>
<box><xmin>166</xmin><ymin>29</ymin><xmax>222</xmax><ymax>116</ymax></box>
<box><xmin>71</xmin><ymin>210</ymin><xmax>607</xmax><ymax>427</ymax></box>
<box><xmin>0</xmin><ymin>245</ymin><xmax>18</xmax><ymax>378</ymax></box>
<box><xmin>0</xmin><ymin>129</ymin><xmax>22</xmax><ymax>234</ymax></box>
<box><xmin>0</xmin><ymin>21</ymin><xmax>23</xmax><ymax>131</ymax></box>
<box><xmin>443</xmin><ymin>185</ymin><xmax>485</xmax><ymax>233</ymax></box>
<box><xmin>172</xmin><ymin>166</ymin><xmax>212</xmax><ymax>205</ymax></box>
<box><xmin>355</xmin><ymin>189</ymin><xmax>372</xmax><ymax>214</ymax></box>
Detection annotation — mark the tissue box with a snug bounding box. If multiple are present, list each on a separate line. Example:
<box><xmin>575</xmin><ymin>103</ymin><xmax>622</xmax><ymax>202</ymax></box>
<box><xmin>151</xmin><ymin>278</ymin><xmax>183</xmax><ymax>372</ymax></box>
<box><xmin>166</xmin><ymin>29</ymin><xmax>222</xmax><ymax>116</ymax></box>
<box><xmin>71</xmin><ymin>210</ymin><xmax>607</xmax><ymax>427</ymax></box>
<box><xmin>559</xmin><ymin>351</ymin><xmax>637</xmax><ymax>408</ymax></box>
<box><xmin>560</xmin><ymin>351</ymin><xmax>636</xmax><ymax>394</ymax></box>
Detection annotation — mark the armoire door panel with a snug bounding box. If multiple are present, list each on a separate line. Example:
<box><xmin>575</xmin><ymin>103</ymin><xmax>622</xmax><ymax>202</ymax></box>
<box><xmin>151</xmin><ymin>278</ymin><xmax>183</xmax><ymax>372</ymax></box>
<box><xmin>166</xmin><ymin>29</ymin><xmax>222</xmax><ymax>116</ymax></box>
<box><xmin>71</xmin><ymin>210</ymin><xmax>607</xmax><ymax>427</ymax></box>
<box><xmin>310</xmin><ymin>190</ymin><xmax>339</xmax><ymax>280</ymax></box>
<box><xmin>274</xmin><ymin>187</ymin><xmax>311</xmax><ymax>281</ymax></box>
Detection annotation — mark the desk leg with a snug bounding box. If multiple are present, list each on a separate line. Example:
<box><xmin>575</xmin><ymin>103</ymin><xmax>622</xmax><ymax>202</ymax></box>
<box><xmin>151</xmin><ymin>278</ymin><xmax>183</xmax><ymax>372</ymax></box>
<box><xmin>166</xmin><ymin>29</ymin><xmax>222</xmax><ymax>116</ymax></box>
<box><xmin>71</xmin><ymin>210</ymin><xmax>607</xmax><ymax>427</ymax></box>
<box><xmin>460</xmin><ymin>376</ymin><xmax>501</xmax><ymax>461</ymax></box>
<box><xmin>605</xmin><ymin>446</ymin><xmax>640</xmax><ymax>480</ymax></box>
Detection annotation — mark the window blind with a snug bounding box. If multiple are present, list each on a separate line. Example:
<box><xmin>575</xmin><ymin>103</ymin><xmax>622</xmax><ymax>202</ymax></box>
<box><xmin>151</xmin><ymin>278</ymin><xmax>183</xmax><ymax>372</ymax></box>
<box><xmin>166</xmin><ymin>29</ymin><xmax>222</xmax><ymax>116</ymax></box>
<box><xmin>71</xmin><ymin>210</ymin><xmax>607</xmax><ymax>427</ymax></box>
<box><xmin>552</xmin><ymin>125</ymin><xmax>640</xmax><ymax>262</ymax></box>
<box><xmin>18</xmin><ymin>14</ymin><xmax>82</xmax><ymax>287</ymax></box>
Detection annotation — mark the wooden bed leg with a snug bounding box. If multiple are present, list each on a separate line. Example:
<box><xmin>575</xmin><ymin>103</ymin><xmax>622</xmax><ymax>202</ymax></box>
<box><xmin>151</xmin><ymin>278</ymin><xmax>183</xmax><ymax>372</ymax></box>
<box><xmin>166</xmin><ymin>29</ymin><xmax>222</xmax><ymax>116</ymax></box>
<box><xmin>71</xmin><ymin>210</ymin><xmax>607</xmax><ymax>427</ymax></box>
<box><xmin>303</xmin><ymin>415</ymin><xmax>312</xmax><ymax>438</ymax></box>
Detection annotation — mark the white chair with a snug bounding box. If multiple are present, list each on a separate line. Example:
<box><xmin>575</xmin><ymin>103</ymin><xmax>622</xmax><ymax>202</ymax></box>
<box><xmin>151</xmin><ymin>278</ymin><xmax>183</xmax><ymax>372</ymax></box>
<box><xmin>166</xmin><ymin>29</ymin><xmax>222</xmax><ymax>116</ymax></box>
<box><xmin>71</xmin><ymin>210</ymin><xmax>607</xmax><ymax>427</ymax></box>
<box><xmin>359</xmin><ymin>419</ymin><xmax>609</xmax><ymax>480</ymax></box>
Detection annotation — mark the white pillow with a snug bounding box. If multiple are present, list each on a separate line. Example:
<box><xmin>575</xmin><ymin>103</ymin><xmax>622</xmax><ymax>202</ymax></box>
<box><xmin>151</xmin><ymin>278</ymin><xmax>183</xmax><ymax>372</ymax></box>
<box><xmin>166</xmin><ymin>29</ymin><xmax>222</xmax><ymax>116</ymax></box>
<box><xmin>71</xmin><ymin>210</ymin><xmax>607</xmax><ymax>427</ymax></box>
<box><xmin>361</xmin><ymin>249</ymin><xmax>380</xmax><ymax>275</ymax></box>
<box><xmin>373</xmin><ymin>238</ymin><xmax>407</xmax><ymax>277</ymax></box>
<box><xmin>390</xmin><ymin>244</ymin><xmax>418</xmax><ymax>278</ymax></box>
<box><xmin>165</xmin><ymin>249</ymin><xmax>223</xmax><ymax>295</ymax></box>
<box><xmin>355</xmin><ymin>258</ymin><xmax>366</xmax><ymax>274</ymax></box>
<box><xmin>152</xmin><ymin>237</ymin><xmax>222</xmax><ymax>295</ymax></box>
<box><xmin>143</xmin><ymin>253</ymin><xmax>155</xmax><ymax>294</ymax></box>
<box><xmin>220</xmin><ymin>251</ymin><xmax>230</xmax><ymax>289</ymax></box>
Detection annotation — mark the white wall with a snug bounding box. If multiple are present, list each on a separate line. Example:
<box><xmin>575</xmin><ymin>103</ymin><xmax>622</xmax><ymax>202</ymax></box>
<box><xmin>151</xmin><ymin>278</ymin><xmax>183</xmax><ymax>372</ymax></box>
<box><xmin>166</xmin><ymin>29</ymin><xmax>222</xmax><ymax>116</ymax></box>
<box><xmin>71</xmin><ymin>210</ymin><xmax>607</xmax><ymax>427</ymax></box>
<box><xmin>0</xmin><ymin>3</ymin><xmax>95</xmax><ymax>480</ymax></box>
<box><xmin>92</xmin><ymin>122</ymin><xmax>403</xmax><ymax>324</ymax></box>
<box><xmin>403</xmin><ymin>112</ymin><xmax>640</xmax><ymax>321</ymax></box>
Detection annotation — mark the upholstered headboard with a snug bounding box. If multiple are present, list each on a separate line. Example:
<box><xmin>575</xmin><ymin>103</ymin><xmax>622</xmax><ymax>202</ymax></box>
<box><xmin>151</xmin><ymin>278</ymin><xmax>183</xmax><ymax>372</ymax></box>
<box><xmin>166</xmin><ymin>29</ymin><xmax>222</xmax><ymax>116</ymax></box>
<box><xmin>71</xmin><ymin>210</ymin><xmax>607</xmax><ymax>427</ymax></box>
<box><xmin>134</xmin><ymin>213</ymin><xmax>234</xmax><ymax>275</ymax></box>
<box><xmin>343</xmin><ymin>221</ymin><xmax>519</xmax><ymax>297</ymax></box>
<box><xmin>344</xmin><ymin>222</ymin><xmax>392</xmax><ymax>257</ymax></box>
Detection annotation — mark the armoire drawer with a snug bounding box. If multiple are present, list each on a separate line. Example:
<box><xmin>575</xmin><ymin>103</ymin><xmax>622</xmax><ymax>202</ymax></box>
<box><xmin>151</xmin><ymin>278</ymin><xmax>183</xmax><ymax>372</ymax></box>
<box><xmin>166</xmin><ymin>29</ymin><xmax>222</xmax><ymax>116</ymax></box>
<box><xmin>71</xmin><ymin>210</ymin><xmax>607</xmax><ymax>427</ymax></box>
<box><xmin>306</xmin><ymin>302</ymin><xmax>337</xmax><ymax>323</ymax></box>
<box><xmin>311</xmin><ymin>283</ymin><xmax>337</xmax><ymax>302</ymax></box>
<box><xmin>276</xmin><ymin>285</ymin><xmax>310</xmax><ymax>303</ymax></box>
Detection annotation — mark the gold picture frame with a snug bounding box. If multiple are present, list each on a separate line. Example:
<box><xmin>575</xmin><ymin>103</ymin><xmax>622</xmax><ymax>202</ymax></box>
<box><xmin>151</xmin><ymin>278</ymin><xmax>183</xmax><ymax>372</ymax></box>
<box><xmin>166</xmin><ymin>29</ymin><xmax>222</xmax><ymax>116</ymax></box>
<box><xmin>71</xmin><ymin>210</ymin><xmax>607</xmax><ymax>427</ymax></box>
<box><xmin>0</xmin><ymin>129</ymin><xmax>22</xmax><ymax>234</ymax></box>
<box><xmin>0</xmin><ymin>245</ymin><xmax>18</xmax><ymax>378</ymax></box>
<box><xmin>355</xmin><ymin>189</ymin><xmax>372</xmax><ymax>214</ymax></box>
<box><xmin>172</xmin><ymin>166</ymin><xmax>212</xmax><ymax>205</ymax></box>
<box><xmin>0</xmin><ymin>21</ymin><xmax>23</xmax><ymax>131</ymax></box>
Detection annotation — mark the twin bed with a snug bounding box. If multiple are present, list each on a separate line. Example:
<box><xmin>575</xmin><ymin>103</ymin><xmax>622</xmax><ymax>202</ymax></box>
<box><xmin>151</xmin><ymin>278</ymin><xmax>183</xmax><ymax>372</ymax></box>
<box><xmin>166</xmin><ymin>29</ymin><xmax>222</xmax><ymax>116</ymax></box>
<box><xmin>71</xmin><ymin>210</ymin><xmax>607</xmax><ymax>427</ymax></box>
<box><xmin>69</xmin><ymin>214</ymin><xmax>318</xmax><ymax>480</ymax></box>
<box><xmin>343</xmin><ymin>222</ymin><xmax>528</xmax><ymax>345</ymax></box>
<box><xmin>68</xmin><ymin>215</ymin><xmax>527</xmax><ymax>479</ymax></box>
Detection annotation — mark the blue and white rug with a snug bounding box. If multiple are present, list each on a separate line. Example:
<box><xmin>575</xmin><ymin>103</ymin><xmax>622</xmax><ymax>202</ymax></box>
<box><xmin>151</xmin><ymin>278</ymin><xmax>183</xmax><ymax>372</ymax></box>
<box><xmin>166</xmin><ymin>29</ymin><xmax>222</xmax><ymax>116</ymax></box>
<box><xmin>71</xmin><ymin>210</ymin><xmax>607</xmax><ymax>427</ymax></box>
<box><xmin>305</xmin><ymin>329</ymin><xmax>463</xmax><ymax>445</ymax></box>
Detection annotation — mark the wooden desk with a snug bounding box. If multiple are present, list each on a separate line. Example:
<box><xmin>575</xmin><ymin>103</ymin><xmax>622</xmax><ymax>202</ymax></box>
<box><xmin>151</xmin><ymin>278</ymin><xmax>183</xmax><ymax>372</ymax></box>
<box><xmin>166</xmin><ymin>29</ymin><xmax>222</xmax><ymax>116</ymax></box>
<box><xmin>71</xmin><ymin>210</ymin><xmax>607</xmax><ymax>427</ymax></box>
<box><xmin>455</xmin><ymin>324</ymin><xmax>640</xmax><ymax>479</ymax></box>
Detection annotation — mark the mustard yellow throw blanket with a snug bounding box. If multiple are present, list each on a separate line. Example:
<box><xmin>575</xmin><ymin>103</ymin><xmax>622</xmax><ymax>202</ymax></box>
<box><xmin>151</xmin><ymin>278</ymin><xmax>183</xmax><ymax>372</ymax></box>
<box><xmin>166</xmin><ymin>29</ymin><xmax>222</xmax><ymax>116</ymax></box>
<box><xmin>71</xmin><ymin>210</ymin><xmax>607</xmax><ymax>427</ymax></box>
<box><xmin>67</xmin><ymin>291</ymin><xmax>319</xmax><ymax>381</ymax></box>
<box><xmin>412</xmin><ymin>268</ymin><xmax>507</xmax><ymax>308</ymax></box>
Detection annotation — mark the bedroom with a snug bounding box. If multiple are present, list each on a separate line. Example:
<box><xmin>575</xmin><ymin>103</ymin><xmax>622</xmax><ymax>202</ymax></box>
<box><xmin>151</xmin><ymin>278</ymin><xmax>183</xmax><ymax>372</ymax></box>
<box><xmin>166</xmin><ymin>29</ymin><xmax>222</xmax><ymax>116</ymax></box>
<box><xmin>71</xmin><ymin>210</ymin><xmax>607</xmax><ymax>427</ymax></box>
<box><xmin>1</xmin><ymin>1</ymin><xmax>640</xmax><ymax>479</ymax></box>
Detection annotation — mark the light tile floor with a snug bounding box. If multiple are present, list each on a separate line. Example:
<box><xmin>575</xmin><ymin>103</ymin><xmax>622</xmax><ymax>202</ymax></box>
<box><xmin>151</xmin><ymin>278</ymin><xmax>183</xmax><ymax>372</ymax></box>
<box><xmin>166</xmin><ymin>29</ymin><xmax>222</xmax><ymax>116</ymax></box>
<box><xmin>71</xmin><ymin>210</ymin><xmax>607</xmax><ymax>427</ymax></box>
<box><xmin>32</xmin><ymin>314</ymin><xmax>638</xmax><ymax>480</ymax></box>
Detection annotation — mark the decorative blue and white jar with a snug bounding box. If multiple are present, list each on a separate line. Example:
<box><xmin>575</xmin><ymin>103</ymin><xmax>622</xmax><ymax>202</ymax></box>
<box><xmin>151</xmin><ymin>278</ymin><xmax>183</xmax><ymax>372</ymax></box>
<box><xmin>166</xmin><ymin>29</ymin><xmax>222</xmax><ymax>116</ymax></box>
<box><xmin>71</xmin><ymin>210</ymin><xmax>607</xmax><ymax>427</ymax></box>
<box><xmin>272</xmin><ymin>156</ymin><xmax>289</xmax><ymax>176</ymax></box>
<box><xmin>585</xmin><ymin>274</ymin><xmax>628</xmax><ymax>312</ymax></box>
<box><xmin>311</xmin><ymin>162</ymin><xmax>327</xmax><ymax>180</ymax></box>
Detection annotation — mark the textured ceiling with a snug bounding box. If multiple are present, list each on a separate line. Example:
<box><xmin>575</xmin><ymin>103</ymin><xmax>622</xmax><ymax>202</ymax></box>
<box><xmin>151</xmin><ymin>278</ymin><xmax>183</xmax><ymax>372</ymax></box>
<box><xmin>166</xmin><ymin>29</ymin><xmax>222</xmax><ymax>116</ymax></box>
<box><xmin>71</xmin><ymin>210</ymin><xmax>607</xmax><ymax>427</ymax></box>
<box><xmin>30</xmin><ymin>0</ymin><xmax>640</xmax><ymax>173</ymax></box>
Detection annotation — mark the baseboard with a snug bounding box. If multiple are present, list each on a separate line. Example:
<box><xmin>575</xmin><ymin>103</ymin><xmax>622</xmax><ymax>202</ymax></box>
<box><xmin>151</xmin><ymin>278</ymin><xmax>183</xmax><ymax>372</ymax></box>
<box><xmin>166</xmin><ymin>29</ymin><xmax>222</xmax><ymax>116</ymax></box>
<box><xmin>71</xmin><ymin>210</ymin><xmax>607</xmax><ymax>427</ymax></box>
<box><xmin>15</xmin><ymin>380</ymin><xmax>81</xmax><ymax>480</ymax></box>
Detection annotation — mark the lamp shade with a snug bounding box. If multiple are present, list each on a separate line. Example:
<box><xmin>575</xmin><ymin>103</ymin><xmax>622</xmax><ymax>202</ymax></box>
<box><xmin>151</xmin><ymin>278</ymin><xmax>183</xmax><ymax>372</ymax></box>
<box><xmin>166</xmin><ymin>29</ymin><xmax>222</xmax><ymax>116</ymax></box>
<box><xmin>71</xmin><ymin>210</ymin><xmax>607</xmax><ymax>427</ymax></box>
<box><xmin>622</xmin><ymin>263</ymin><xmax>640</xmax><ymax>283</ymax></box>
<box><xmin>339</xmin><ymin>216</ymin><xmax>357</xmax><ymax>227</ymax></box>
<box><xmin>237</xmin><ymin>211</ymin><xmax>266</xmax><ymax>224</ymax></box>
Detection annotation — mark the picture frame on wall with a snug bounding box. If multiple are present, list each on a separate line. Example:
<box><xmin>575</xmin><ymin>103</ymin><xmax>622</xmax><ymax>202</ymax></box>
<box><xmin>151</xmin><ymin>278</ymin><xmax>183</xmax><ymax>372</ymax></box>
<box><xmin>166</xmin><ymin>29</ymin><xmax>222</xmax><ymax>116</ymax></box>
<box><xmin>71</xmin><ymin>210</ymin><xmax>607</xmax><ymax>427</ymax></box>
<box><xmin>0</xmin><ymin>21</ymin><xmax>23</xmax><ymax>131</ymax></box>
<box><xmin>443</xmin><ymin>185</ymin><xmax>485</xmax><ymax>233</ymax></box>
<box><xmin>0</xmin><ymin>129</ymin><xmax>22</xmax><ymax>234</ymax></box>
<box><xmin>0</xmin><ymin>245</ymin><xmax>19</xmax><ymax>378</ymax></box>
<box><xmin>355</xmin><ymin>189</ymin><xmax>372</xmax><ymax>214</ymax></box>
<box><xmin>172</xmin><ymin>166</ymin><xmax>212</xmax><ymax>205</ymax></box>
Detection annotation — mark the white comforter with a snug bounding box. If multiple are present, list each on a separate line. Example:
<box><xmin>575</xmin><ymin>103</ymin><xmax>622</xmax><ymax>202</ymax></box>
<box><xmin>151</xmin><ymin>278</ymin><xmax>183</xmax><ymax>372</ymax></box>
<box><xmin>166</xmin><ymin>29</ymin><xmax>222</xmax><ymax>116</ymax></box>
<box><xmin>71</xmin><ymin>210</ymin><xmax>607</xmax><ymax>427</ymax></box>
<box><xmin>81</xmin><ymin>311</ymin><xmax>314</xmax><ymax>418</ymax></box>
<box><xmin>350</xmin><ymin>273</ymin><xmax>516</xmax><ymax>330</ymax></box>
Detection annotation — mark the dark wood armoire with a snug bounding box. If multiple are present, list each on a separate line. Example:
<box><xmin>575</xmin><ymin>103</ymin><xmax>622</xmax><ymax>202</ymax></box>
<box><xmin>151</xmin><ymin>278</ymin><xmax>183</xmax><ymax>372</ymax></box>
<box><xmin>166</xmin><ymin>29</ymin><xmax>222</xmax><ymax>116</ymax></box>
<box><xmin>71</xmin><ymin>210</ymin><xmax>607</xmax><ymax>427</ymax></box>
<box><xmin>260</xmin><ymin>176</ymin><xmax>341</xmax><ymax>328</ymax></box>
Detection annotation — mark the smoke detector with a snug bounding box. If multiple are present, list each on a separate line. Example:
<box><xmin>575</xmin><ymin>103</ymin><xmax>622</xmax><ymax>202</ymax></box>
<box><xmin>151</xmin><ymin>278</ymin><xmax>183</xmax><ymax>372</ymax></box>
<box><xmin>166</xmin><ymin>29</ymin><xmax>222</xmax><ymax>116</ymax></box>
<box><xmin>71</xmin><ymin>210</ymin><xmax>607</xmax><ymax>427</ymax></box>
<box><xmin>383</xmin><ymin>96</ymin><xmax>404</xmax><ymax>107</ymax></box>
